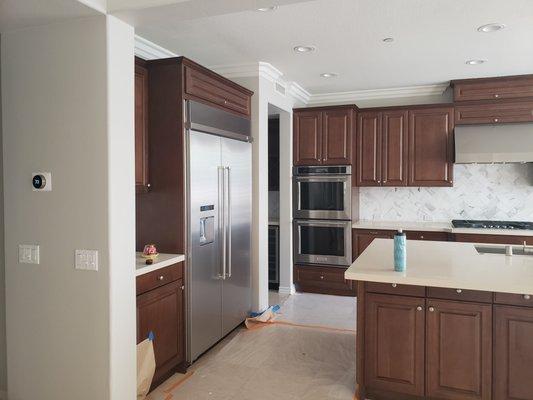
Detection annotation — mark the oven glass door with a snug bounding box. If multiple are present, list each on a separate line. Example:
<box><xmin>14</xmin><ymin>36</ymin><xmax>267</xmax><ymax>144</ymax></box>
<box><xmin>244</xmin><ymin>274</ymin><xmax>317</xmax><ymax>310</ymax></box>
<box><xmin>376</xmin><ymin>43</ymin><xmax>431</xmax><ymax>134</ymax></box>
<box><xmin>294</xmin><ymin>176</ymin><xmax>351</xmax><ymax>220</ymax></box>
<box><xmin>294</xmin><ymin>220</ymin><xmax>352</xmax><ymax>266</ymax></box>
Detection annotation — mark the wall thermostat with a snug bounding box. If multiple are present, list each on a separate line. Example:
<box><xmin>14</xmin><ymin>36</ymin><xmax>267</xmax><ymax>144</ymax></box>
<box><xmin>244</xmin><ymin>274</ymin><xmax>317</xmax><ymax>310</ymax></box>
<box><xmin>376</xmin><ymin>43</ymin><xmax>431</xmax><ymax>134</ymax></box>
<box><xmin>32</xmin><ymin>172</ymin><xmax>52</xmax><ymax>191</ymax></box>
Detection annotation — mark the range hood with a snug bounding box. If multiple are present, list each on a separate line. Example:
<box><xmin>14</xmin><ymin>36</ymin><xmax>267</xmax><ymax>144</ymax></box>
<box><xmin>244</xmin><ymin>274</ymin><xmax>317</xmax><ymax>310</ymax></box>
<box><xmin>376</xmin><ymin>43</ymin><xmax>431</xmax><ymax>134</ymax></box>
<box><xmin>455</xmin><ymin>123</ymin><xmax>533</xmax><ymax>163</ymax></box>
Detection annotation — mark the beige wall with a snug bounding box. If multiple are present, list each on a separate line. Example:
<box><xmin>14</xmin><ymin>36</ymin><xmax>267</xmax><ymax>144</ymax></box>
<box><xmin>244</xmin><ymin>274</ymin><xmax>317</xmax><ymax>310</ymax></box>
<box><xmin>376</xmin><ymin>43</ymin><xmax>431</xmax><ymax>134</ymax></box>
<box><xmin>1</xmin><ymin>15</ymin><xmax>135</xmax><ymax>400</ymax></box>
<box><xmin>0</xmin><ymin>35</ymin><xmax>6</xmax><ymax>399</ymax></box>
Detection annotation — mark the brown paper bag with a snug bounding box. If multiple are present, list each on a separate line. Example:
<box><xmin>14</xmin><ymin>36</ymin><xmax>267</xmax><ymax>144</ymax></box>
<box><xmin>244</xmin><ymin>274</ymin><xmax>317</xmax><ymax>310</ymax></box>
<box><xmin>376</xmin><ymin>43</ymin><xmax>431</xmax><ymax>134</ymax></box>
<box><xmin>137</xmin><ymin>337</ymin><xmax>156</xmax><ymax>399</ymax></box>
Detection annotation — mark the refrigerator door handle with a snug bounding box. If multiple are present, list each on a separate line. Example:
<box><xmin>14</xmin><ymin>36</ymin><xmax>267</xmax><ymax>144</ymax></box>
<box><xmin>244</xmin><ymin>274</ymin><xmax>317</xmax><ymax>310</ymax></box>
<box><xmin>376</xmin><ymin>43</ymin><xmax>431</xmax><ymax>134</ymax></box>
<box><xmin>225</xmin><ymin>166</ymin><xmax>232</xmax><ymax>278</ymax></box>
<box><xmin>218</xmin><ymin>166</ymin><xmax>226</xmax><ymax>280</ymax></box>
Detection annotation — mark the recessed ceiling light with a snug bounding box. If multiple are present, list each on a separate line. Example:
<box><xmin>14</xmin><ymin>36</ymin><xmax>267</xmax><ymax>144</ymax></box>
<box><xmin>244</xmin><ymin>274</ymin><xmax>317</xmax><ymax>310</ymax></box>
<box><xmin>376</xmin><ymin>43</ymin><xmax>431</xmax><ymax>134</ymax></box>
<box><xmin>320</xmin><ymin>73</ymin><xmax>338</xmax><ymax>78</ymax></box>
<box><xmin>466</xmin><ymin>59</ymin><xmax>487</xmax><ymax>65</ymax></box>
<box><xmin>293</xmin><ymin>45</ymin><xmax>316</xmax><ymax>53</ymax></box>
<box><xmin>256</xmin><ymin>6</ymin><xmax>279</xmax><ymax>12</ymax></box>
<box><xmin>382</xmin><ymin>37</ymin><xmax>394</xmax><ymax>43</ymax></box>
<box><xmin>477</xmin><ymin>23</ymin><xmax>506</xmax><ymax>33</ymax></box>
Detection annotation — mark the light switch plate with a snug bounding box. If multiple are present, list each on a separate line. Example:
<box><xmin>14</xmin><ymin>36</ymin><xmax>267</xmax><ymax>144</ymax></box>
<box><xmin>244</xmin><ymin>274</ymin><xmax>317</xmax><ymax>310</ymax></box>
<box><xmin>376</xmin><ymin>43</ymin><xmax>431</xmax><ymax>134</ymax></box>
<box><xmin>19</xmin><ymin>245</ymin><xmax>40</xmax><ymax>264</ymax></box>
<box><xmin>75</xmin><ymin>250</ymin><xmax>98</xmax><ymax>271</ymax></box>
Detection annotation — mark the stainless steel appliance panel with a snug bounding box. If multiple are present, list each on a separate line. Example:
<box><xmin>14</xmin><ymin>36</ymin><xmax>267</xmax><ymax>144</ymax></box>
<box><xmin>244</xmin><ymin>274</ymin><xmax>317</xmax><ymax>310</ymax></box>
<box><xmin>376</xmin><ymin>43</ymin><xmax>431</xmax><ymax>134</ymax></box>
<box><xmin>187</xmin><ymin>131</ymin><xmax>223</xmax><ymax>362</ymax></box>
<box><xmin>293</xmin><ymin>219</ymin><xmax>352</xmax><ymax>266</ymax></box>
<box><xmin>221</xmin><ymin>136</ymin><xmax>252</xmax><ymax>336</ymax></box>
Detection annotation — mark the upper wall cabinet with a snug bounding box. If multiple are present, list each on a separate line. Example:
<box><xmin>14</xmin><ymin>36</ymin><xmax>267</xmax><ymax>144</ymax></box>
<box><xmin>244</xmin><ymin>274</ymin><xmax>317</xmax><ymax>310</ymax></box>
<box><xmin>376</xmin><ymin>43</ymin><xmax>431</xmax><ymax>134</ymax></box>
<box><xmin>408</xmin><ymin>107</ymin><xmax>454</xmax><ymax>187</ymax></box>
<box><xmin>356</xmin><ymin>110</ymin><xmax>408</xmax><ymax>187</ymax></box>
<box><xmin>452</xmin><ymin>75</ymin><xmax>533</xmax><ymax>102</ymax></box>
<box><xmin>294</xmin><ymin>107</ymin><xmax>354</xmax><ymax>166</ymax></box>
<box><xmin>135</xmin><ymin>58</ymin><xmax>150</xmax><ymax>193</ymax></box>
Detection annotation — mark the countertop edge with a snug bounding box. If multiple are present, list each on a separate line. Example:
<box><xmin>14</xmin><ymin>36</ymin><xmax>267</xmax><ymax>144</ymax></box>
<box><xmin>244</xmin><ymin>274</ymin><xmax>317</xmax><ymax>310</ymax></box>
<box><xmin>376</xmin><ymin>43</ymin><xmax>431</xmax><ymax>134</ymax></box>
<box><xmin>136</xmin><ymin>254</ymin><xmax>185</xmax><ymax>277</ymax></box>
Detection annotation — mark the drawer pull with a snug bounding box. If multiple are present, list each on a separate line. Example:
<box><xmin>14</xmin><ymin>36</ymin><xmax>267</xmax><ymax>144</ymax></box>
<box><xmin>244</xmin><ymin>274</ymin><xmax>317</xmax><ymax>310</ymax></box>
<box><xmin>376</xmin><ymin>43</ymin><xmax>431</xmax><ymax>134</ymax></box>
<box><xmin>429</xmin><ymin>306</ymin><xmax>436</xmax><ymax>312</ymax></box>
<box><xmin>320</xmin><ymin>275</ymin><xmax>324</xmax><ymax>280</ymax></box>
<box><xmin>158</xmin><ymin>276</ymin><xmax>164</xmax><ymax>281</ymax></box>
<box><xmin>391</xmin><ymin>283</ymin><xmax>398</xmax><ymax>288</ymax></box>
<box><xmin>181</xmin><ymin>285</ymin><xmax>185</xmax><ymax>290</ymax></box>
<box><xmin>416</xmin><ymin>306</ymin><xmax>423</xmax><ymax>311</ymax></box>
<box><xmin>456</xmin><ymin>289</ymin><xmax>462</xmax><ymax>294</ymax></box>
<box><xmin>420</xmin><ymin>235</ymin><xmax>424</xmax><ymax>239</ymax></box>
<box><xmin>494</xmin><ymin>118</ymin><xmax>499</xmax><ymax>122</ymax></box>
<box><xmin>524</xmin><ymin>294</ymin><xmax>531</xmax><ymax>300</ymax></box>
<box><xmin>494</xmin><ymin>94</ymin><xmax>500</xmax><ymax>98</ymax></box>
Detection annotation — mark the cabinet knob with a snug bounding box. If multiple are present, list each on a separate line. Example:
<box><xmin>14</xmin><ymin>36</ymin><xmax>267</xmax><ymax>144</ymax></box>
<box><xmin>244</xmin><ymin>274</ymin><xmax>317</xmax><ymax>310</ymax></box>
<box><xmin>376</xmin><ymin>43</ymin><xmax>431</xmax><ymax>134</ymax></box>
<box><xmin>416</xmin><ymin>306</ymin><xmax>423</xmax><ymax>311</ymax></box>
<box><xmin>146</xmin><ymin>183</ymin><xmax>151</xmax><ymax>188</ymax></box>
<box><xmin>383</xmin><ymin>180</ymin><xmax>387</xmax><ymax>183</ymax></box>
<box><xmin>320</xmin><ymin>275</ymin><xmax>324</xmax><ymax>280</ymax></box>
<box><xmin>524</xmin><ymin>294</ymin><xmax>531</xmax><ymax>300</ymax></box>
<box><xmin>224</xmin><ymin>99</ymin><xmax>228</xmax><ymax>104</ymax></box>
<box><xmin>494</xmin><ymin>118</ymin><xmax>499</xmax><ymax>122</ymax></box>
<box><xmin>494</xmin><ymin>94</ymin><xmax>500</xmax><ymax>98</ymax></box>
<box><xmin>181</xmin><ymin>285</ymin><xmax>185</xmax><ymax>291</ymax></box>
<box><xmin>456</xmin><ymin>289</ymin><xmax>462</xmax><ymax>294</ymax></box>
<box><xmin>420</xmin><ymin>235</ymin><xmax>424</xmax><ymax>239</ymax></box>
<box><xmin>391</xmin><ymin>283</ymin><xmax>398</xmax><ymax>288</ymax></box>
<box><xmin>429</xmin><ymin>306</ymin><xmax>435</xmax><ymax>312</ymax></box>
<box><xmin>158</xmin><ymin>276</ymin><xmax>164</xmax><ymax>281</ymax></box>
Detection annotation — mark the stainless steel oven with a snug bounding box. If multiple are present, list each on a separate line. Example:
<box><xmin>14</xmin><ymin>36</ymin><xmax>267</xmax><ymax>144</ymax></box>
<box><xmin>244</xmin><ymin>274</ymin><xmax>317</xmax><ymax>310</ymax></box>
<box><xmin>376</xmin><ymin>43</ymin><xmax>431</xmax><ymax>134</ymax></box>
<box><xmin>293</xmin><ymin>219</ymin><xmax>352</xmax><ymax>267</ymax></box>
<box><xmin>293</xmin><ymin>165</ymin><xmax>351</xmax><ymax>220</ymax></box>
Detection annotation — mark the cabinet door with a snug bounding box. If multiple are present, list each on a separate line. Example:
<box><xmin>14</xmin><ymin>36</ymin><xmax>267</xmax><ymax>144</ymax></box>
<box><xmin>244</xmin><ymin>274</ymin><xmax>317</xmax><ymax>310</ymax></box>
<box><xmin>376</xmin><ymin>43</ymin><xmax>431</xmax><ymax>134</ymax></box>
<box><xmin>382</xmin><ymin>110</ymin><xmax>408</xmax><ymax>186</ymax></box>
<box><xmin>137</xmin><ymin>279</ymin><xmax>184</xmax><ymax>387</ymax></box>
<box><xmin>494</xmin><ymin>305</ymin><xmax>533</xmax><ymax>400</ymax></box>
<box><xmin>365</xmin><ymin>293</ymin><xmax>425</xmax><ymax>396</ymax></box>
<box><xmin>455</xmin><ymin>101</ymin><xmax>533</xmax><ymax>125</ymax></box>
<box><xmin>408</xmin><ymin>107</ymin><xmax>454</xmax><ymax>187</ymax></box>
<box><xmin>294</xmin><ymin>111</ymin><xmax>323</xmax><ymax>165</ymax></box>
<box><xmin>356</xmin><ymin>112</ymin><xmax>382</xmax><ymax>186</ymax></box>
<box><xmin>426</xmin><ymin>300</ymin><xmax>492</xmax><ymax>400</ymax></box>
<box><xmin>353</xmin><ymin>229</ymin><xmax>395</xmax><ymax>259</ymax></box>
<box><xmin>322</xmin><ymin>108</ymin><xmax>353</xmax><ymax>165</ymax></box>
<box><xmin>135</xmin><ymin>61</ymin><xmax>150</xmax><ymax>192</ymax></box>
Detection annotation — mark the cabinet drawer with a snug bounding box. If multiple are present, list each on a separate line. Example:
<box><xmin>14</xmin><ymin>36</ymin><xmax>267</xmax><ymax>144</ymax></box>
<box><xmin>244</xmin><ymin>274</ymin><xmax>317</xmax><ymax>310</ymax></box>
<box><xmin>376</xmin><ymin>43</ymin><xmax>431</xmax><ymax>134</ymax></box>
<box><xmin>366</xmin><ymin>282</ymin><xmax>425</xmax><ymax>297</ymax></box>
<box><xmin>405</xmin><ymin>231</ymin><xmax>449</xmax><ymax>241</ymax></box>
<box><xmin>455</xmin><ymin>101</ymin><xmax>533</xmax><ymax>125</ymax></box>
<box><xmin>184</xmin><ymin>65</ymin><xmax>251</xmax><ymax>116</ymax></box>
<box><xmin>453</xmin><ymin>76</ymin><xmax>533</xmax><ymax>102</ymax></box>
<box><xmin>494</xmin><ymin>292</ymin><xmax>533</xmax><ymax>308</ymax></box>
<box><xmin>136</xmin><ymin>262</ymin><xmax>184</xmax><ymax>295</ymax></box>
<box><xmin>428</xmin><ymin>287</ymin><xmax>493</xmax><ymax>303</ymax></box>
<box><xmin>294</xmin><ymin>265</ymin><xmax>356</xmax><ymax>296</ymax></box>
<box><xmin>453</xmin><ymin>233</ymin><xmax>530</xmax><ymax>245</ymax></box>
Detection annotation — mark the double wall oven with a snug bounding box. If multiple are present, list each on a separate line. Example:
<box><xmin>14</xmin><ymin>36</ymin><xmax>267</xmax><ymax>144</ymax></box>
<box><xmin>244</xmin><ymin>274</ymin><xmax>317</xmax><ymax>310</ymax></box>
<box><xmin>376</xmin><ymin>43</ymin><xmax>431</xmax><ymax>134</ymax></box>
<box><xmin>293</xmin><ymin>166</ymin><xmax>352</xmax><ymax>267</ymax></box>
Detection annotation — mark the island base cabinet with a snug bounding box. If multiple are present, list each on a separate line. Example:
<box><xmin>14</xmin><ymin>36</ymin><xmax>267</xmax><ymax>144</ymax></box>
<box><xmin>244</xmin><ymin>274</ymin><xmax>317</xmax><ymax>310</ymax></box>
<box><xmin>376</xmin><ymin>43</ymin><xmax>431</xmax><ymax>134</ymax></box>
<box><xmin>426</xmin><ymin>300</ymin><xmax>492</xmax><ymax>400</ymax></box>
<box><xmin>494</xmin><ymin>306</ymin><xmax>533</xmax><ymax>400</ymax></box>
<box><xmin>365</xmin><ymin>293</ymin><xmax>425</xmax><ymax>397</ymax></box>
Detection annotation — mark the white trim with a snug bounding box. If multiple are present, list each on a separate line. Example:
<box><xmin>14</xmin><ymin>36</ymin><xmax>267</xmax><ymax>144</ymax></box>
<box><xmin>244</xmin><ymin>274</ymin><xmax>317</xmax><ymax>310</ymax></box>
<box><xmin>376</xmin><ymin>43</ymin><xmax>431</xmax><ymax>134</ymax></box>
<box><xmin>134</xmin><ymin>35</ymin><xmax>177</xmax><ymax>60</ymax></box>
<box><xmin>278</xmin><ymin>285</ymin><xmax>296</xmax><ymax>295</ymax></box>
<box><xmin>210</xmin><ymin>62</ymin><xmax>284</xmax><ymax>83</ymax></box>
<box><xmin>287</xmin><ymin>82</ymin><xmax>311</xmax><ymax>105</ymax></box>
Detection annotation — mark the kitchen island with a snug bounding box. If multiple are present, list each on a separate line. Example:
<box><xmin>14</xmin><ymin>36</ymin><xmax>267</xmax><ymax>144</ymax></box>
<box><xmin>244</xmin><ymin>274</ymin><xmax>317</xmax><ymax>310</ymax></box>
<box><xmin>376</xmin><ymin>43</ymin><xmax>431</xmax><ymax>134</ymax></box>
<box><xmin>346</xmin><ymin>239</ymin><xmax>533</xmax><ymax>400</ymax></box>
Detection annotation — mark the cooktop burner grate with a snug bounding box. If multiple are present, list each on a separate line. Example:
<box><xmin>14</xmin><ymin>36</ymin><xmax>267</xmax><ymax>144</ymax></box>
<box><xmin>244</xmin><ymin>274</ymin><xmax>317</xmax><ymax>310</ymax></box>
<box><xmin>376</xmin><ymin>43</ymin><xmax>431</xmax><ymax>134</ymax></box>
<box><xmin>452</xmin><ymin>220</ymin><xmax>533</xmax><ymax>230</ymax></box>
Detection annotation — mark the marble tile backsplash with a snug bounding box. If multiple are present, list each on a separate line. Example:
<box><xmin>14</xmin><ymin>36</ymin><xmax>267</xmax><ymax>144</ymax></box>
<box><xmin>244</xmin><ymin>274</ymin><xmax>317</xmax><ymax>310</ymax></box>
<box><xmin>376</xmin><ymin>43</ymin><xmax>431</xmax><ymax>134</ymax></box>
<box><xmin>359</xmin><ymin>164</ymin><xmax>533</xmax><ymax>222</ymax></box>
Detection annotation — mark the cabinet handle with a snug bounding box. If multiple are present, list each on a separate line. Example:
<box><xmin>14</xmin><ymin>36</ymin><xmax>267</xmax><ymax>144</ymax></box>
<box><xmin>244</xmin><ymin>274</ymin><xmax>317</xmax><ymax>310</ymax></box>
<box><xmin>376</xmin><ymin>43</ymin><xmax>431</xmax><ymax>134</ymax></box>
<box><xmin>494</xmin><ymin>94</ymin><xmax>500</xmax><ymax>98</ymax></box>
<box><xmin>494</xmin><ymin>118</ymin><xmax>499</xmax><ymax>122</ymax></box>
<box><xmin>158</xmin><ymin>276</ymin><xmax>164</xmax><ymax>281</ymax></box>
<box><xmin>456</xmin><ymin>289</ymin><xmax>462</xmax><ymax>294</ymax></box>
<box><xmin>320</xmin><ymin>275</ymin><xmax>324</xmax><ymax>280</ymax></box>
<box><xmin>524</xmin><ymin>294</ymin><xmax>531</xmax><ymax>300</ymax></box>
<box><xmin>146</xmin><ymin>183</ymin><xmax>151</xmax><ymax>188</ymax></box>
<box><xmin>429</xmin><ymin>306</ymin><xmax>435</xmax><ymax>312</ymax></box>
<box><xmin>416</xmin><ymin>306</ymin><xmax>423</xmax><ymax>311</ymax></box>
<box><xmin>420</xmin><ymin>235</ymin><xmax>424</xmax><ymax>239</ymax></box>
<box><xmin>369</xmin><ymin>231</ymin><xmax>379</xmax><ymax>235</ymax></box>
<box><xmin>391</xmin><ymin>283</ymin><xmax>398</xmax><ymax>288</ymax></box>
<box><xmin>181</xmin><ymin>285</ymin><xmax>185</xmax><ymax>291</ymax></box>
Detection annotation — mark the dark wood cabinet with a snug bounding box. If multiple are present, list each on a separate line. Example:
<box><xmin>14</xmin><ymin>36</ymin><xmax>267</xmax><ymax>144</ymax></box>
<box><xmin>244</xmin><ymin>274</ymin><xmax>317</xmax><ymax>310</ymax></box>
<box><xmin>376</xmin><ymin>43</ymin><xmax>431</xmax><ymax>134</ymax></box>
<box><xmin>455</xmin><ymin>100</ymin><xmax>533</xmax><ymax>125</ymax></box>
<box><xmin>452</xmin><ymin>75</ymin><xmax>533</xmax><ymax>102</ymax></box>
<box><xmin>356</xmin><ymin>111</ymin><xmax>381</xmax><ymax>186</ymax></box>
<box><xmin>405</xmin><ymin>230</ymin><xmax>449</xmax><ymax>241</ymax></box>
<box><xmin>382</xmin><ymin>110</ymin><xmax>409</xmax><ymax>186</ymax></box>
<box><xmin>426</xmin><ymin>299</ymin><xmax>492</xmax><ymax>400</ymax></box>
<box><xmin>294</xmin><ymin>265</ymin><xmax>356</xmax><ymax>296</ymax></box>
<box><xmin>135</xmin><ymin>58</ymin><xmax>150</xmax><ymax>193</ymax></box>
<box><xmin>137</xmin><ymin>277</ymin><xmax>185</xmax><ymax>388</ymax></box>
<box><xmin>453</xmin><ymin>233</ymin><xmax>533</xmax><ymax>245</ymax></box>
<box><xmin>352</xmin><ymin>229</ymin><xmax>395</xmax><ymax>260</ymax></box>
<box><xmin>293</xmin><ymin>107</ymin><xmax>354</xmax><ymax>166</ymax></box>
<box><xmin>408</xmin><ymin>106</ymin><xmax>454</xmax><ymax>187</ymax></box>
<box><xmin>364</xmin><ymin>293</ymin><xmax>425</xmax><ymax>397</ymax></box>
<box><xmin>494</xmin><ymin>305</ymin><xmax>533</xmax><ymax>400</ymax></box>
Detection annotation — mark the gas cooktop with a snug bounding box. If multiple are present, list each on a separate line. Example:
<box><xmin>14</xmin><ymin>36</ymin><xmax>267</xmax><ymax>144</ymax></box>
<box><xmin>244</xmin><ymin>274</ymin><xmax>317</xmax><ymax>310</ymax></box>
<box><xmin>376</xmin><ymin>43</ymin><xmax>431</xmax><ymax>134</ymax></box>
<box><xmin>452</xmin><ymin>220</ymin><xmax>533</xmax><ymax>230</ymax></box>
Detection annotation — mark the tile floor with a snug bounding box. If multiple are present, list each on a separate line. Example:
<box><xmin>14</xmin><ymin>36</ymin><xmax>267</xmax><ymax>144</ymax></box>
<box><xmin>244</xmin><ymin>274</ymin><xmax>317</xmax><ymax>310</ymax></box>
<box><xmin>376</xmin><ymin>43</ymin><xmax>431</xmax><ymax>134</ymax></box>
<box><xmin>148</xmin><ymin>292</ymin><xmax>357</xmax><ymax>400</ymax></box>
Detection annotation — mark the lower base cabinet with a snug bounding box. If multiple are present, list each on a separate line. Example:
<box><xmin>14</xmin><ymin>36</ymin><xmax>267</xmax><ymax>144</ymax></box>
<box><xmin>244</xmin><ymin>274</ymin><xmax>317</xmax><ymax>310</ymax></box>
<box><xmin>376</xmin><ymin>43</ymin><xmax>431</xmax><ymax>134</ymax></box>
<box><xmin>294</xmin><ymin>265</ymin><xmax>356</xmax><ymax>296</ymax></box>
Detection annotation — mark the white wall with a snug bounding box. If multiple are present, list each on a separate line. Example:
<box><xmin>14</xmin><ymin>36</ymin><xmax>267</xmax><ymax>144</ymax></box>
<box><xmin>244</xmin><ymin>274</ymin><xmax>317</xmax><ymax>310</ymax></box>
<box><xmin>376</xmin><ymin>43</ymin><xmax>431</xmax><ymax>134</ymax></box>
<box><xmin>0</xmin><ymin>35</ymin><xmax>6</xmax><ymax>400</ymax></box>
<box><xmin>1</xmin><ymin>15</ymin><xmax>135</xmax><ymax>400</ymax></box>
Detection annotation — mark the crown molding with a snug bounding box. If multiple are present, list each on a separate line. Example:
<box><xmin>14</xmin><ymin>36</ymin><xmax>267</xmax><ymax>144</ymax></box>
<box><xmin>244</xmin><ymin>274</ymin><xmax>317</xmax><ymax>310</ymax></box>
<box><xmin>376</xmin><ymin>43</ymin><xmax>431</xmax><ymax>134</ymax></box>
<box><xmin>287</xmin><ymin>81</ymin><xmax>311</xmax><ymax>104</ymax></box>
<box><xmin>134</xmin><ymin>35</ymin><xmax>177</xmax><ymax>60</ymax></box>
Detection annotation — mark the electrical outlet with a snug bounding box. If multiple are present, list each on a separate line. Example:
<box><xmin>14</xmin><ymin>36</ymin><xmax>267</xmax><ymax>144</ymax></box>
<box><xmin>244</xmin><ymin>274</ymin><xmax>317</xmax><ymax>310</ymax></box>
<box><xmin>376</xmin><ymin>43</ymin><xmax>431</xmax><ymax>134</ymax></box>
<box><xmin>75</xmin><ymin>250</ymin><xmax>98</xmax><ymax>271</ymax></box>
<box><xmin>19</xmin><ymin>245</ymin><xmax>40</xmax><ymax>264</ymax></box>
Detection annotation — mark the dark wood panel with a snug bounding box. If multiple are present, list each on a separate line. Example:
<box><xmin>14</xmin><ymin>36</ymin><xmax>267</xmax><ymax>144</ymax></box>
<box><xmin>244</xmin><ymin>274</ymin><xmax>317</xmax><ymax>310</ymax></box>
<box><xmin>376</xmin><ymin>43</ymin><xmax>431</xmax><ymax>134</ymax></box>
<box><xmin>426</xmin><ymin>299</ymin><xmax>492</xmax><ymax>400</ymax></box>
<box><xmin>408</xmin><ymin>107</ymin><xmax>454</xmax><ymax>187</ymax></box>
<box><xmin>366</xmin><ymin>282</ymin><xmax>426</xmax><ymax>297</ymax></box>
<box><xmin>184</xmin><ymin>64</ymin><xmax>251</xmax><ymax>116</ymax></box>
<box><xmin>356</xmin><ymin>111</ymin><xmax>382</xmax><ymax>186</ymax></box>
<box><xmin>294</xmin><ymin>110</ymin><xmax>323</xmax><ymax>165</ymax></box>
<box><xmin>494</xmin><ymin>292</ymin><xmax>533</xmax><ymax>308</ymax></box>
<box><xmin>353</xmin><ymin>229</ymin><xmax>395</xmax><ymax>259</ymax></box>
<box><xmin>137</xmin><ymin>279</ymin><xmax>185</xmax><ymax>389</ymax></box>
<box><xmin>453</xmin><ymin>233</ymin><xmax>533</xmax><ymax>245</ymax></box>
<box><xmin>365</xmin><ymin>293</ymin><xmax>425</xmax><ymax>397</ymax></box>
<box><xmin>136</xmin><ymin>262</ymin><xmax>184</xmax><ymax>296</ymax></box>
<box><xmin>322</xmin><ymin>108</ymin><xmax>353</xmax><ymax>165</ymax></box>
<box><xmin>135</xmin><ymin>59</ymin><xmax>150</xmax><ymax>193</ymax></box>
<box><xmin>294</xmin><ymin>265</ymin><xmax>356</xmax><ymax>296</ymax></box>
<box><xmin>455</xmin><ymin>101</ymin><xmax>533</xmax><ymax>125</ymax></box>
<box><xmin>382</xmin><ymin>110</ymin><xmax>408</xmax><ymax>186</ymax></box>
<box><xmin>494</xmin><ymin>305</ymin><xmax>533</xmax><ymax>400</ymax></box>
<box><xmin>427</xmin><ymin>287</ymin><xmax>493</xmax><ymax>303</ymax></box>
<box><xmin>452</xmin><ymin>75</ymin><xmax>533</xmax><ymax>102</ymax></box>
<box><xmin>405</xmin><ymin>230</ymin><xmax>449</xmax><ymax>241</ymax></box>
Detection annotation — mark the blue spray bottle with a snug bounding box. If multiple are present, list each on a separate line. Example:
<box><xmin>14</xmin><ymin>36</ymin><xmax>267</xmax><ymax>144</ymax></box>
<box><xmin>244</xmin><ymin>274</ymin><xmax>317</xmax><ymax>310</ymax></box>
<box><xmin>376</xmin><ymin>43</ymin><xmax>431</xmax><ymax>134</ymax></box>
<box><xmin>394</xmin><ymin>229</ymin><xmax>407</xmax><ymax>272</ymax></box>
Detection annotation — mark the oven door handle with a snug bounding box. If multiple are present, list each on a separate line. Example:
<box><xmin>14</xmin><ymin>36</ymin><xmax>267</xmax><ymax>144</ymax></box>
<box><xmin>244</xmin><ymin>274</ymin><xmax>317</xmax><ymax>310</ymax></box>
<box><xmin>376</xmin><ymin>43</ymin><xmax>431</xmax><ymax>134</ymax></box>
<box><xmin>295</xmin><ymin>220</ymin><xmax>350</xmax><ymax>227</ymax></box>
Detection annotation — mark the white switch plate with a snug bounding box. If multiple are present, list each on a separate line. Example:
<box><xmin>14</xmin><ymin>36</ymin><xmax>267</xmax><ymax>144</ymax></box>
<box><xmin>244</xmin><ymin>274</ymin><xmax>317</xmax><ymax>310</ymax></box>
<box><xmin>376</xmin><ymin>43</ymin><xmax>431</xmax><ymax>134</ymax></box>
<box><xmin>75</xmin><ymin>250</ymin><xmax>98</xmax><ymax>271</ymax></box>
<box><xmin>19</xmin><ymin>245</ymin><xmax>40</xmax><ymax>264</ymax></box>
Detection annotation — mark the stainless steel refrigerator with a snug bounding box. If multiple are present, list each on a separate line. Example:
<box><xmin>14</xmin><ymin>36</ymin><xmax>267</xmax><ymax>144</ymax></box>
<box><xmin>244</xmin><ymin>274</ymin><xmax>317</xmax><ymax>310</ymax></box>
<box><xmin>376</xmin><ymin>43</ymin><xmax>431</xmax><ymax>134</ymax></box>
<box><xmin>186</xmin><ymin>101</ymin><xmax>252</xmax><ymax>363</ymax></box>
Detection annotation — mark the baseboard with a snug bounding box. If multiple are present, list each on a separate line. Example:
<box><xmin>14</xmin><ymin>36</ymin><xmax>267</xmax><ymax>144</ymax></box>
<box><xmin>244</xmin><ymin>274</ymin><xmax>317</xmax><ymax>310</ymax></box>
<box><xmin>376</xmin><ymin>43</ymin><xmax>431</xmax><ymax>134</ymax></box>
<box><xmin>0</xmin><ymin>389</ymin><xmax>7</xmax><ymax>400</ymax></box>
<box><xmin>278</xmin><ymin>285</ymin><xmax>295</xmax><ymax>295</ymax></box>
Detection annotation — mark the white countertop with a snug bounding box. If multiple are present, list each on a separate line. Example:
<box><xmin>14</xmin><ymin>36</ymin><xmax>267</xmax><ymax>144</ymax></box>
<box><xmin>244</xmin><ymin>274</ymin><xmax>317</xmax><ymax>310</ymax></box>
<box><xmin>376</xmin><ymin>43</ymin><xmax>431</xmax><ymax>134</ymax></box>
<box><xmin>345</xmin><ymin>239</ymin><xmax>533</xmax><ymax>295</ymax></box>
<box><xmin>136</xmin><ymin>252</ymin><xmax>185</xmax><ymax>277</ymax></box>
<box><xmin>352</xmin><ymin>220</ymin><xmax>533</xmax><ymax>237</ymax></box>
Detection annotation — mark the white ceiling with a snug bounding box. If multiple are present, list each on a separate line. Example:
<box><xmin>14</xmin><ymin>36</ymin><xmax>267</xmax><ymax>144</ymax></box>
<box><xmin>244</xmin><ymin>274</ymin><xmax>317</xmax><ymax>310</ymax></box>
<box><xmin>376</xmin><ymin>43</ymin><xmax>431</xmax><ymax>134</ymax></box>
<box><xmin>116</xmin><ymin>0</ymin><xmax>533</xmax><ymax>94</ymax></box>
